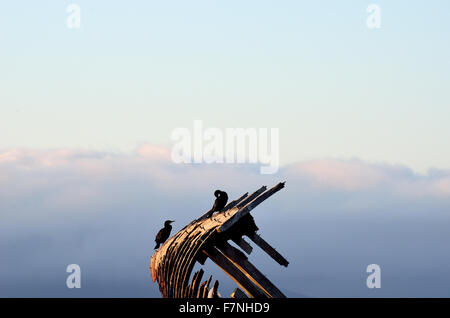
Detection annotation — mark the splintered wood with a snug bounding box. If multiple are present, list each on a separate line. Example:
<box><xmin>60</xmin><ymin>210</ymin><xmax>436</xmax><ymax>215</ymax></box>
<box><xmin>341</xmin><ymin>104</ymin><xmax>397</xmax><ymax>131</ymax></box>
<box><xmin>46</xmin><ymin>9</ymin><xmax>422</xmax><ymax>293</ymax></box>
<box><xmin>150</xmin><ymin>182</ymin><xmax>288</xmax><ymax>298</ymax></box>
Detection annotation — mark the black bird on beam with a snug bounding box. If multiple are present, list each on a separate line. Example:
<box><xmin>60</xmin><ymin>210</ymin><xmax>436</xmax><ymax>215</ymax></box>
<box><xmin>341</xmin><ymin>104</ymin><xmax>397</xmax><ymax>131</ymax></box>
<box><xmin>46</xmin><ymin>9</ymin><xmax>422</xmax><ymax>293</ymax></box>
<box><xmin>205</xmin><ymin>190</ymin><xmax>228</xmax><ymax>218</ymax></box>
<box><xmin>154</xmin><ymin>220</ymin><xmax>174</xmax><ymax>249</ymax></box>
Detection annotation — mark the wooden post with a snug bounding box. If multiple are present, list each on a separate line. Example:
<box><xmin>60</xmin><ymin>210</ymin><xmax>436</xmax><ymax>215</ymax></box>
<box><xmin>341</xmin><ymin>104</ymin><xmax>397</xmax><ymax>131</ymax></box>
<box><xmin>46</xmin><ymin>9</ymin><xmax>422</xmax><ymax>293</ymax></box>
<box><xmin>185</xmin><ymin>270</ymin><xmax>195</xmax><ymax>297</ymax></box>
<box><xmin>232</xmin><ymin>237</ymin><xmax>253</xmax><ymax>255</ymax></box>
<box><xmin>202</xmin><ymin>275</ymin><xmax>212</xmax><ymax>298</ymax></box>
<box><xmin>247</xmin><ymin>232</ymin><xmax>289</xmax><ymax>267</ymax></box>
<box><xmin>198</xmin><ymin>281</ymin><xmax>207</xmax><ymax>298</ymax></box>
<box><xmin>189</xmin><ymin>269</ymin><xmax>204</xmax><ymax>298</ymax></box>
<box><xmin>217</xmin><ymin>241</ymin><xmax>286</xmax><ymax>298</ymax></box>
<box><xmin>203</xmin><ymin>247</ymin><xmax>267</xmax><ymax>298</ymax></box>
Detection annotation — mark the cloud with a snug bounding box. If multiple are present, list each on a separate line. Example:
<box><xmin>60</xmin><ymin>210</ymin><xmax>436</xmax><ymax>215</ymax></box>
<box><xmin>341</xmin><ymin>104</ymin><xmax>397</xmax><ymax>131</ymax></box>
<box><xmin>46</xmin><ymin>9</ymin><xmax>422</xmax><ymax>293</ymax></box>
<box><xmin>1</xmin><ymin>145</ymin><xmax>450</xmax><ymax>297</ymax></box>
<box><xmin>288</xmin><ymin>159</ymin><xmax>388</xmax><ymax>190</ymax></box>
<box><xmin>2</xmin><ymin>146</ymin><xmax>450</xmax><ymax>197</ymax></box>
<box><xmin>285</xmin><ymin>158</ymin><xmax>450</xmax><ymax>198</ymax></box>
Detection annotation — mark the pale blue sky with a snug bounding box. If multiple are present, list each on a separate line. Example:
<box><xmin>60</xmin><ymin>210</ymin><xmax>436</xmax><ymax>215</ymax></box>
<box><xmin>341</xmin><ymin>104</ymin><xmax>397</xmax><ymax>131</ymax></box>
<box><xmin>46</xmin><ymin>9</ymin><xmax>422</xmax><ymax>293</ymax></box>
<box><xmin>1</xmin><ymin>1</ymin><xmax>450</xmax><ymax>172</ymax></box>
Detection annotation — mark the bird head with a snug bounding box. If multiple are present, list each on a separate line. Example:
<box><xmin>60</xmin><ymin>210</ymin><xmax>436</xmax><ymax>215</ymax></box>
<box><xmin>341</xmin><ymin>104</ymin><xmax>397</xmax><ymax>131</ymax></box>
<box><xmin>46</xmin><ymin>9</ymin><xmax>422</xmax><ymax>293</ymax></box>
<box><xmin>214</xmin><ymin>190</ymin><xmax>222</xmax><ymax>197</ymax></box>
<box><xmin>164</xmin><ymin>220</ymin><xmax>175</xmax><ymax>226</ymax></box>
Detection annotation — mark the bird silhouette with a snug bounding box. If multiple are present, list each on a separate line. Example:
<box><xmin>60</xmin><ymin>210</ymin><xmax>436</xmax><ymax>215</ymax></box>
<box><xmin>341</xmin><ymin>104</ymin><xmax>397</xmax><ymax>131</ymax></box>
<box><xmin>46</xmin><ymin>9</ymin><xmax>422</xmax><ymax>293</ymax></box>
<box><xmin>154</xmin><ymin>220</ymin><xmax>174</xmax><ymax>249</ymax></box>
<box><xmin>205</xmin><ymin>190</ymin><xmax>228</xmax><ymax>218</ymax></box>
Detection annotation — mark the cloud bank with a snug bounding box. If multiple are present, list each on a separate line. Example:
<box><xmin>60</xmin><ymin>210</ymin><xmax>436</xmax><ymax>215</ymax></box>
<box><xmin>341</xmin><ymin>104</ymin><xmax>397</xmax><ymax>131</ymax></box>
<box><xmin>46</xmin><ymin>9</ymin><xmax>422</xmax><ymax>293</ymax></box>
<box><xmin>1</xmin><ymin>145</ymin><xmax>450</xmax><ymax>297</ymax></box>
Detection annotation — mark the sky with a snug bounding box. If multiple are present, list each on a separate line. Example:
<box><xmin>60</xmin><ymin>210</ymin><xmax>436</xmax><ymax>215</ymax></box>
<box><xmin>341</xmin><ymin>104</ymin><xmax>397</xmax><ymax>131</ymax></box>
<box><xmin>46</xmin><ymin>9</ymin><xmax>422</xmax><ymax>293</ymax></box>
<box><xmin>1</xmin><ymin>1</ymin><xmax>450</xmax><ymax>297</ymax></box>
<box><xmin>1</xmin><ymin>1</ymin><xmax>450</xmax><ymax>172</ymax></box>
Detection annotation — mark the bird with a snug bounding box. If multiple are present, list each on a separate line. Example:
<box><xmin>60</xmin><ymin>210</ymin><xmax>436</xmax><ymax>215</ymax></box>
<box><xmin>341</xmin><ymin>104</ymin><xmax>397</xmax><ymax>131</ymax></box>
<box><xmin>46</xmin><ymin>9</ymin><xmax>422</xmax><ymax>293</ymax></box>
<box><xmin>205</xmin><ymin>190</ymin><xmax>228</xmax><ymax>218</ymax></box>
<box><xmin>154</xmin><ymin>220</ymin><xmax>174</xmax><ymax>249</ymax></box>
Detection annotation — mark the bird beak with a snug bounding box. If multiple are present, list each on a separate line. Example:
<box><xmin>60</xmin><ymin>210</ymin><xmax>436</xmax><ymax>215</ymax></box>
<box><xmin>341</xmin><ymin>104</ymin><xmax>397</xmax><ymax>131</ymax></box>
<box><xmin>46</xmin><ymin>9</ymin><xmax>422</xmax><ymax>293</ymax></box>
<box><xmin>170</xmin><ymin>220</ymin><xmax>175</xmax><ymax>223</ymax></box>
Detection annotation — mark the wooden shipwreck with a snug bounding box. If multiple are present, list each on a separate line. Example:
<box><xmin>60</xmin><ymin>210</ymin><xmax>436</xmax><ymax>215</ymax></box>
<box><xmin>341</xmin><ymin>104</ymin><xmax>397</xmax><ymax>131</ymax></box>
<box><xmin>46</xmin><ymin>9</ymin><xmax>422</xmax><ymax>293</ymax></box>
<box><xmin>150</xmin><ymin>182</ymin><xmax>289</xmax><ymax>298</ymax></box>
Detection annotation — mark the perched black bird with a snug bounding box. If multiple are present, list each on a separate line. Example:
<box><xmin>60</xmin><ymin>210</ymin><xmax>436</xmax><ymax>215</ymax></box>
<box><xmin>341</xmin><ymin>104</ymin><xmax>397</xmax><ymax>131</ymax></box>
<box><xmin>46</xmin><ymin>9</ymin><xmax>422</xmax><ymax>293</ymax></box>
<box><xmin>154</xmin><ymin>220</ymin><xmax>174</xmax><ymax>249</ymax></box>
<box><xmin>205</xmin><ymin>190</ymin><xmax>228</xmax><ymax>218</ymax></box>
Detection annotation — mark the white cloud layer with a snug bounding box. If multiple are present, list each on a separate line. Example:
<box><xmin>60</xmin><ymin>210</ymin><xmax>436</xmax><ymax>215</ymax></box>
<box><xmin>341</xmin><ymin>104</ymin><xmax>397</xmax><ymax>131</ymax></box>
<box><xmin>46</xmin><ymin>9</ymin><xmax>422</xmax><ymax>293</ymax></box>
<box><xmin>1</xmin><ymin>145</ymin><xmax>450</xmax><ymax>297</ymax></box>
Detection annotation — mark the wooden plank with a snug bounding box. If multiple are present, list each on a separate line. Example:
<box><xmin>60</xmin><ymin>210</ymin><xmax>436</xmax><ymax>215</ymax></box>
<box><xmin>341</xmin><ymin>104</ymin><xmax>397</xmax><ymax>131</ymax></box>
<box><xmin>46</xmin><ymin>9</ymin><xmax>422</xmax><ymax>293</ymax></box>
<box><xmin>202</xmin><ymin>275</ymin><xmax>212</xmax><ymax>298</ymax></box>
<box><xmin>235</xmin><ymin>186</ymin><xmax>267</xmax><ymax>208</ymax></box>
<box><xmin>185</xmin><ymin>270</ymin><xmax>197</xmax><ymax>297</ymax></box>
<box><xmin>223</xmin><ymin>192</ymin><xmax>248</xmax><ymax>210</ymax></box>
<box><xmin>198</xmin><ymin>281</ymin><xmax>207</xmax><ymax>298</ymax></box>
<box><xmin>196</xmin><ymin>251</ymin><xmax>208</xmax><ymax>265</ymax></box>
<box><xmin>247</xmin><ymin>232</ymin><xmax>289</xmax><ymax>267</ymax></box>
<box><xmin>230</xmin><ymin>288</ymin><xmax>248</xmax><ymax>298</ymax></box>
<box><xmin>203</xmin><ymin>247</ymin><xmax>267</xmax><ymax>298</ymax></box>
<box><xmin>232</xmin><ymin>237</ymin><xmax>253</xmax><ymax>255</ymax></box>
<box><xmin>189</xmin><ymin>269</ymin><xmax>204</xmax><ymax>298</ymax></box>
<box><xmin>185</xmin><ymin>281</ymin><xmax>194</xmax><ymax>298</ymax></box>
<box><xmin>217</xmin><ymin>241</ymin><xmax>286</xmax><ymax>298</ymax></box>
<box><xmin>219</xmin><ymin>182</ymin><xmax>285</xmax><ymax>233</ymax></box>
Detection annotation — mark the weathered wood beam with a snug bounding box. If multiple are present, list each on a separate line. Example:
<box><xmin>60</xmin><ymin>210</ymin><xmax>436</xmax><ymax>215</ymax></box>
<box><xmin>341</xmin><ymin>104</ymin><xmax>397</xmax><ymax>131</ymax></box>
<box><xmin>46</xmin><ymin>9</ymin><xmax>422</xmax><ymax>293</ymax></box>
<box><xmin>198</xmin><ymin>281</ymin><xmax>207</xmax><ymax>298</ymax></box>
<box><xmin>217</xmin><ymin>241</ymin><xmax>286</xmax><ymax>298</ymax></box>
<box><xmin>232</xmin><ymin>237</ymin><xmax>253</xmax><ymax>255</ymax></box>
<box><xmin>223</xmin><ymin>192</ymin><xmax>249</xmax><ymax>210</ymax></box>
<box><xmin>247</xmin><ymin>232</ymin><xmax>289</xmax><ymax>267</ymax></box>
<box><xmin>230</xmin><ymin>288</ymin><xmax>248</xmax><ymax>298</ymax></box>
<box><xmin>202</xmin><ymin>275</ymin><xmax>212</xmax><ymax>298</ymax></box>
<box><xmin>185</xmin><ymin>270</ymin><xmax>197</xmax><ymax>297</ymax></box>
<box><xmin>189</xmin><ymin>269</ymin><xmax>204</xmax><ymax>298</ymax></box>
<box><xmin>219</xmin><ymin>182</ymin><xmax>285</xmax><ymax>233</ymax></box>
<box><xmin>185</xmin><ymin>281</ymin><xmax>193</xmax><ymax>298</ymax></box>
<box><xmin>235</xmin><ymin>186</ymin><xmax>267</xmax><ymax>208</ymax></box>
<box><xmin>203</xmin><ymin>247</ymin><xmax>267</xmax><ymax>298</ymax></box>
<box><xmin>196</xmin><ymin>251</ymin><xmax>208</xmax><ymax>265</ymax></box>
